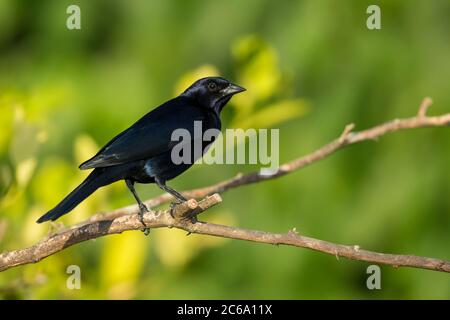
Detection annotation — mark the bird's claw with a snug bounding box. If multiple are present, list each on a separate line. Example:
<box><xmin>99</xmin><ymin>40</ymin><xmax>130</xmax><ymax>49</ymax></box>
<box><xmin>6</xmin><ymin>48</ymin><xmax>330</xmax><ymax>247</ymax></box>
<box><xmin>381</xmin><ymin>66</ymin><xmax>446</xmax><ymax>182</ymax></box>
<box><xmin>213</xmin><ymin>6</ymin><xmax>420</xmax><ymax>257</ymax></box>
<box><xmin>139</xmin><ymin>203</ymin><xmax>149</xmax><ymax>213</ymax></box>
<box><xmin>138</xmin><ymin>203</ymin><xmax>151</xmax><ymax>235</ymax></box>
<box><xmin>186</xmin><ymin>213</ymin><xmax>198</xmax><ymax>224</ymax></box>
<box><xmin>169</xmin><ymin>201</ymin><xmax>181</xmax><ymax>218</ymax></box>
<box><xmin>169</xmin><ymin>201</ymin><xmax>198</xmax><ymax>224</ymax></box>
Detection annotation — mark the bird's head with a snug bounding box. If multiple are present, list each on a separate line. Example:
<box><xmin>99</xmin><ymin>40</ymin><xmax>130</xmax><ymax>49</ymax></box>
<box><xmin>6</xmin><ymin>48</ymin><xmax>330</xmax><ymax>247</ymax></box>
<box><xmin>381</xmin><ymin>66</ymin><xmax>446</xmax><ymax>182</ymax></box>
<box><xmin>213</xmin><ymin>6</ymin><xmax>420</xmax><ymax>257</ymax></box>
<box><xmin>181</xmin><ymin>77</ymin><xmax>246</xmax><ymax>113</ymax></box>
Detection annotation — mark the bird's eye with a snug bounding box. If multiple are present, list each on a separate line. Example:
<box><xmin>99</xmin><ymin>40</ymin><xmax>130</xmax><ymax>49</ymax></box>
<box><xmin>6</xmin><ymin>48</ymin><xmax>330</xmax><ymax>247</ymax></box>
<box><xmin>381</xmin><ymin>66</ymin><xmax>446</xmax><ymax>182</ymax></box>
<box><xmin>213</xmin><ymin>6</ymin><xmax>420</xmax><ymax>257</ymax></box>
<box><xmin>207</xmin><ymin>82</ymin><xmax>218</xmax><ymax>91</ymax></box>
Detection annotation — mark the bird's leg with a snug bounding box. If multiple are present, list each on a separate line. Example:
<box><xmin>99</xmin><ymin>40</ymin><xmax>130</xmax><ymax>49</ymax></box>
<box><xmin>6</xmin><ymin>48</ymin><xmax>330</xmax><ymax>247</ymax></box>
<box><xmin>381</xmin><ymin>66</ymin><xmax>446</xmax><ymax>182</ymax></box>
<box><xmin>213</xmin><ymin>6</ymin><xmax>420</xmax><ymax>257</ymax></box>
<box><xmin>154</xmin><ymin>177</ymin><xmax>188</xmax><ymax>219</ymax></box>
<box><xmin>125</xmin><ymin>179</ymin><xmax>151</xmax><ymax>235</ymax></box>
<box><xmin>155</xmin><ymin>177</ymin><xmax>187</xmax><ymax>202</ymax></box>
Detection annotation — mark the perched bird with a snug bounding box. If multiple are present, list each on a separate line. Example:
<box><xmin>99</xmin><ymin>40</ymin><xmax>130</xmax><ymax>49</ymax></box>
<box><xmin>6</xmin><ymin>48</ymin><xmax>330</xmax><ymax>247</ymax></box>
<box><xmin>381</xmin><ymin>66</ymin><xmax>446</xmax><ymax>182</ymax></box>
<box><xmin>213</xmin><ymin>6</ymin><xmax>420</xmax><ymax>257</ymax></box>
<box><xmin>37</xmin><ymin>77</ymin><xmax>245</xmax><ymax>227</ymax></box>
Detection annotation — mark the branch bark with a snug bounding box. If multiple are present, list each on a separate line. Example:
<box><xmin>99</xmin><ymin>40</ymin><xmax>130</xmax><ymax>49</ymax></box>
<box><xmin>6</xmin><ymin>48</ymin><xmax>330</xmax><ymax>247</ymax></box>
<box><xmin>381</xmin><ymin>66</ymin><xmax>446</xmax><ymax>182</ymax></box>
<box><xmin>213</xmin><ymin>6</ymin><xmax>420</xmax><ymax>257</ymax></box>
<box><xmin>1</xmin><ymin>98</ymin><xmax>449</xmax><ymax>273</ymax></box>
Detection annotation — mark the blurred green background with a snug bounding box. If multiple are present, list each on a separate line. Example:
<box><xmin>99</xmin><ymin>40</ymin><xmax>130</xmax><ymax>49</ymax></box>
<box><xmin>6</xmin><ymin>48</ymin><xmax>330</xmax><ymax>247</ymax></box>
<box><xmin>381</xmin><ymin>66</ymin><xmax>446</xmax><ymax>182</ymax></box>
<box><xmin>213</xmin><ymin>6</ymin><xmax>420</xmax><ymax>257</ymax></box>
<box><xmin>0</xmin><ymin>0</ymin><xmax>449</xmax><ymax>299</ymax></box>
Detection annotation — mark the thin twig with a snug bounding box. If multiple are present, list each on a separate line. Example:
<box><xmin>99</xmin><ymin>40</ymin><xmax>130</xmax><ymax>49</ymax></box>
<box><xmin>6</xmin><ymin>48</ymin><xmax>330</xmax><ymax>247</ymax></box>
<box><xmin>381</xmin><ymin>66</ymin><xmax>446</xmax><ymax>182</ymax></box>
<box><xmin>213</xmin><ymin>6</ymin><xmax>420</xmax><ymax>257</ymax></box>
<box><xmin>1</xmin><ymin>98</ymin><xmax>449</xmax><ymax>273</ymax></box>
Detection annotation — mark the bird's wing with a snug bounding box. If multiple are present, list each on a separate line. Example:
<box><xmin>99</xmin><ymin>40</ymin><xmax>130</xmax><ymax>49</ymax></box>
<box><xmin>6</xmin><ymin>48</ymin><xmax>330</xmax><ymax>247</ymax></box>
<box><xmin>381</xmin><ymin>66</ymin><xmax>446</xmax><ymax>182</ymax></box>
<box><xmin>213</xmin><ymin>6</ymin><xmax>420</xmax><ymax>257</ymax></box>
<box><xmin>79</xmin><ymin>97</ymin><xmax>207</xmax><ymax>169</ymax></box>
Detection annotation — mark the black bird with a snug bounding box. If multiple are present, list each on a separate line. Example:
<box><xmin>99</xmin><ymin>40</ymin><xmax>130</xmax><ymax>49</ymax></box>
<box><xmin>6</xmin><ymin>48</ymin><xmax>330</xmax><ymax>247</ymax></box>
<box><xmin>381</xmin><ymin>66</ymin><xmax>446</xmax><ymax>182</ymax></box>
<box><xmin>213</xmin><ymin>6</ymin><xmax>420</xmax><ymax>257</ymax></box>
<box><xmin>37</xmin><ymin>77</ymin><xmax>245</xmax><ymax>226</ymax></box>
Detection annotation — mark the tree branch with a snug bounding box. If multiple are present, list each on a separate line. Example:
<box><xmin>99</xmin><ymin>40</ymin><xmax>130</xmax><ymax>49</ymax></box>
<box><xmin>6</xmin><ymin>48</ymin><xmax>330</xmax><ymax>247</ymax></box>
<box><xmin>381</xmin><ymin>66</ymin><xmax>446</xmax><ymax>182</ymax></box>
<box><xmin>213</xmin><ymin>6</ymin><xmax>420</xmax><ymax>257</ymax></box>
<box><xmin>88</xmin><ymin>97</ymin><xmax>450</xmax><ymax>222</ymax></box>
<box><xmin>1</xmin><ymin>98</ymin><xmax>449</xmax><ymax>273</ymax></box>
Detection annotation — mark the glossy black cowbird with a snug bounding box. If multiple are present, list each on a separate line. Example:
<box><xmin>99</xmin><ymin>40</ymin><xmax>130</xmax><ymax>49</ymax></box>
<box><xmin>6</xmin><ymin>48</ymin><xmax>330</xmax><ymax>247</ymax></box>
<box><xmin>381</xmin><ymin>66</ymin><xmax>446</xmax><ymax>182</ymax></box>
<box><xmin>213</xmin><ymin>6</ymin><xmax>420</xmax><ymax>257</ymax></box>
<box><xmin>37</xmin><ymin>77</ymin><xmax>245</xmax><ymax>226</ymax></box>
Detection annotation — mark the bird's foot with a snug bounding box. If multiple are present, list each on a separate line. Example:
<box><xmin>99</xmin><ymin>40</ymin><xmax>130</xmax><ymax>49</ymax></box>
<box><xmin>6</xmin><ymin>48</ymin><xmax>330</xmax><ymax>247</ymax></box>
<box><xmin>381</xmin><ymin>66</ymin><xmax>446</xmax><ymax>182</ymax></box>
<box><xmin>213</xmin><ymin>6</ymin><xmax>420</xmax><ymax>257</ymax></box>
<box><xmin>139</xmin><ymin>203</ymin><xmax>149</xmax><ymax>214</ymax></box>
<box><xmin>138</xmin><ymin>203</ymin><xmax>151</xmax><ymax>236</ymax></box>
<box><xmin>169</xmin><ymin>201</ymin><xmax>181</xmax><ymax>218</ymax></box>
<box><xmin>186</xmin><ymin>213</ymin><xmax>198</xmax><ymax>224</ymax></box>
<box><xmin>169</xmin><ymin>200</ymin><xmax>198</xmax><ymax>224</ymax></box>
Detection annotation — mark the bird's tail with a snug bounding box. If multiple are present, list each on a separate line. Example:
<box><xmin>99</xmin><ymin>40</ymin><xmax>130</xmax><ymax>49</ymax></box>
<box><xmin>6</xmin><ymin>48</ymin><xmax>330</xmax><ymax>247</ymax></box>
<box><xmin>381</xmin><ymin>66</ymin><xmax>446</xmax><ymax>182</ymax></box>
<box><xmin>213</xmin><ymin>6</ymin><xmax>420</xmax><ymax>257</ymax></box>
<box><xmin>37</xmin><ymin>168</ymin><xmax>114</xmax><ymax>223</ymax></box>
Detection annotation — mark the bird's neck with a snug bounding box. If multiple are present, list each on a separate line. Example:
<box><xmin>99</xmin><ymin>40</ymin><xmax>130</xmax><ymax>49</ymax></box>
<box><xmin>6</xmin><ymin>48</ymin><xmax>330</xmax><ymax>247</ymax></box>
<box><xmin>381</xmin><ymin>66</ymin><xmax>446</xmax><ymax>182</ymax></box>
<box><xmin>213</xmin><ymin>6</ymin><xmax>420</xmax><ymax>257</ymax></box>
<box><xmin>213</xmin><ymin>96</ymin><xmax>231</xmax><ymax>114</ymax></box>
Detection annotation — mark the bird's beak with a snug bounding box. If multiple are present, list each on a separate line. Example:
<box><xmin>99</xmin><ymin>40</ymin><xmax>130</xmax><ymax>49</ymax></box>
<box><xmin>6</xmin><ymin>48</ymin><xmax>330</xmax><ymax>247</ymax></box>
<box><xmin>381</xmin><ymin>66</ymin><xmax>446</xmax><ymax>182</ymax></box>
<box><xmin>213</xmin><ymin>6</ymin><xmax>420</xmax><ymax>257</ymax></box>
<box><xmin>221</xmin><ymin>83</ymin><xmax>246</xmax><ymax>96</ymax></box>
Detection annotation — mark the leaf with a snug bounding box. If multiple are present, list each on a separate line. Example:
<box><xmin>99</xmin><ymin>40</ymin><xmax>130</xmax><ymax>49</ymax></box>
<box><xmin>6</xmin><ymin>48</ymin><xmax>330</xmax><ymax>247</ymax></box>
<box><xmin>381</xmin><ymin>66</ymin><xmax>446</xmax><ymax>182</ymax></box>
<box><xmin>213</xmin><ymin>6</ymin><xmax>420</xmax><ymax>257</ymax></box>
<box><xmin>153</xmin><ymin>211</ymin><xmax>235</xmax><ymax>268</ymax></box>
<box><xmin>0</xmin><ymin>165</ymin><xmax>13</xmax><ymax>198</ymax></box>
<box><xmin>31</xmin><ymin>158</ymin><xmax>75</xmax><ymax>208</ymax></box>
<box><xmin>26</xmin><ymin>84</ymin><xmax>71</xmax><ymax>121</ymax></box>
<box><xmin>22</xmin><ymin>205</ymin><xmax>48</xmax><ymax>245</ymax></box>
<box><xmin>174</xmin><ymin>65</ymin><xmax>220</xmax><ymax>96</ymax></box>
<box><xmin>15</xmin><ymin>158</ymin><xmax>37</xmax><ymax>188</ymax></box>
<box><xmin>100</xmin><ymin>232</ymin><xmax>147</xmax><ymax>299</ymax></box>
<box><xmin>232</xmin><ymin>35</ymin><xmax>282</xmax><ymax>108</ymax></box>
<box><xmin>233</xmin><ymin>99</ymin><xmax>309</xmax><ymax>129</ymax></box>
<box><xmin>74</xmin><ymin>134</ymin><xmax>99</xmax><ymax>165</ymax></box>
<box><xmin>10</xmin><ymin>106</ymin><xmax>40</xmax><ymax>166</ymax></box>
<box><xmin>0</xmin><ymin>102</ymin><xmax>13</xmax><ymax>154</ymax></box>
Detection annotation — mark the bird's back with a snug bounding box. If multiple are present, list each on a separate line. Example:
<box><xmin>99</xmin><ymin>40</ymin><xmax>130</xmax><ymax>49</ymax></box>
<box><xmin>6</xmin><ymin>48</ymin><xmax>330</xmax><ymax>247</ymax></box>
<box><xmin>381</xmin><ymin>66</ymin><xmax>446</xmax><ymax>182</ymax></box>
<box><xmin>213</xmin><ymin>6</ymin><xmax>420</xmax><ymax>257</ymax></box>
<box><xmin>79</xmin><ymin>96</ymin><xmax>220</xmax><ymax>170</ymax></box>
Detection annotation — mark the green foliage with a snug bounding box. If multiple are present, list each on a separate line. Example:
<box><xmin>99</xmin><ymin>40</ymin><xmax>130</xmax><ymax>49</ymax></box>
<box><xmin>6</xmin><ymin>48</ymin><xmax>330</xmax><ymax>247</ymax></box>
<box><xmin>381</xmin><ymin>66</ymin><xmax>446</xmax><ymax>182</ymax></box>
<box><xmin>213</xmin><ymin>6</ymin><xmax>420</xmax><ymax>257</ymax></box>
<box><xmin>1</xmin><ymin>0</ymin><xmax>450</xmax><ymax>299</ymax></box>
<box><xmin>231</xmin><ymin>35</ymin><xmax>309</xmax><ymax>129</ymax></box>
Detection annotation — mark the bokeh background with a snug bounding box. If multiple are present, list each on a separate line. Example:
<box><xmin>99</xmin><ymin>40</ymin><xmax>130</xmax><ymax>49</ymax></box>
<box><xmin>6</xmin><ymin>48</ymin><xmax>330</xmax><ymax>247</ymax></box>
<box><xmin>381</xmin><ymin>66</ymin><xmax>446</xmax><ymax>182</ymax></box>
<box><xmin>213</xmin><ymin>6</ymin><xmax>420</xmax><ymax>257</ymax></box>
<box><xmin>1</xmin><ymin>0</ymin><xmax>449</xmax><ymax>299</ymax></box>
